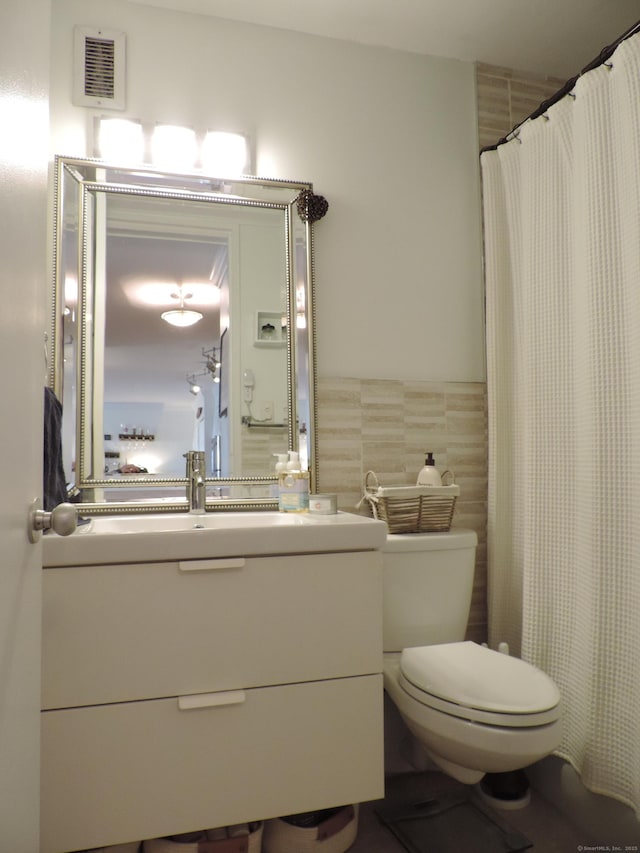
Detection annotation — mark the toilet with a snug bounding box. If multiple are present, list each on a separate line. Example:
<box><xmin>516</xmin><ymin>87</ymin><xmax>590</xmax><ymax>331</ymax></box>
<box><xmin>382</xmin><ymin>528</ymin><xmax>562</xmax><ymax>787</ymax></box>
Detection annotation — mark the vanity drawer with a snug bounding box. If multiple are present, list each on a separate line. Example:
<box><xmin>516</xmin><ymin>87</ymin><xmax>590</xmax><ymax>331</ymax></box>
<box><xmin>41</xmin><ymin>674</ymin><xmax>384</xmax><ymax>853</ymax></box>
<box><xmin>42</xmin><ymin>551</ymin><xmax>382</xmax><ymax>709</ymax></box>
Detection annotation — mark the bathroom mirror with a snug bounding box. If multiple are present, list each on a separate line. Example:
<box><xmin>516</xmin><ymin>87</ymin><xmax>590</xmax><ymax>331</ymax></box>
<box><xmin>48</xmin><ymin>156</ymin><xmax>318</xmax><ymax>513</ymax></box>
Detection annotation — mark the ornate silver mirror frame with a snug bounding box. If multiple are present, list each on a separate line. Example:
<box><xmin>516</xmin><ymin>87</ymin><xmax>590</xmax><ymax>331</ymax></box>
<box><xmin>48</xmin><ymin>156</ymin><xmax>319</xmax><ymax>514</ymax></box>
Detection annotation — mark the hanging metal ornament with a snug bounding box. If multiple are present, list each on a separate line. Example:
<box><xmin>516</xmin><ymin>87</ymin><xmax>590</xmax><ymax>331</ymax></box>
<box><xmin>296</xmin><ymin>188</ymin><xmax>329</xmax><ymax>223</ymax></box>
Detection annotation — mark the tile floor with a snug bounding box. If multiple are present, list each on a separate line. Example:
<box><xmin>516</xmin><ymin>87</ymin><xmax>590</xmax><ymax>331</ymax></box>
<box><xmin>349</xmin><ymin>771</ymin><xmax>591</xmax><ymax>853</ymax></box>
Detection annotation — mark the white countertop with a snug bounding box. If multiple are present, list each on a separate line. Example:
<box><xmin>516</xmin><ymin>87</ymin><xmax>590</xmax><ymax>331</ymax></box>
<box><xmin>43</xmin><ymin>510</ymin><xmax>387</xmax><ymax>567</ymax></box>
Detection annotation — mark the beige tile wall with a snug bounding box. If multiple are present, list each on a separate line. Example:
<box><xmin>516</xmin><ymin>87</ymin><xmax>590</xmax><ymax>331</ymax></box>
<box><xmin>313</xmin><ymin>62</ymin><xmax>562</xmax><ymax>645</ymax></box>
<box><xmin>316</xmin><ymin>377</ymin><xmax>488</xmax><ymax>643</ymax></box>
<box><xmin>241</xmin><ymin>423</ymin><xmax>288</xmax><ymax>476</ymax></box>
<box><xmin>476</xmin><ymin>62</ymin><xmax>565</xmax><ymax>150</ymax></box>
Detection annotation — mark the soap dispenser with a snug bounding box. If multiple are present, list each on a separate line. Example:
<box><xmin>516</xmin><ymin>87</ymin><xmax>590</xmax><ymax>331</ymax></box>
<box><xmin>273</xmin><ymin>453</ymin><xmax>288</xmax><ymax>475</ymax></box>
<box><xmin>271</xmin><ymin>453</ymin><xmax>288</xmax><ymax>499</ymax></box>
<box><xmin>278</xmin><ymin>450</ymin><xmax>309</xmax><ymax>512</ymax></box>
<box><xmin>417</xmin><ymin>452</ymin><xmax>442</xmax><ymax>487</ymax></box>
<box><xmin>286</xmin><ymin>450</ymin><xmax>301</xmax><ymax>472</ymax></box>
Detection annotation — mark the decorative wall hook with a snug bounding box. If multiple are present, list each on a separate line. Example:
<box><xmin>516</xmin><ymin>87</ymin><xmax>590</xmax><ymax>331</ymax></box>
<box><xmin>296</xmin><ymin>189</ymin><xmax>329</xmax><ymax>222</ymax></box>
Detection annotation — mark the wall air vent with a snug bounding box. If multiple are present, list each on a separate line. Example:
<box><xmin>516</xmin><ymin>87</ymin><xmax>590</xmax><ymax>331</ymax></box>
<box><xmin>73</xmin><ymin>26</ymin><xmax>126</xmax><ymax>110</ymax></box>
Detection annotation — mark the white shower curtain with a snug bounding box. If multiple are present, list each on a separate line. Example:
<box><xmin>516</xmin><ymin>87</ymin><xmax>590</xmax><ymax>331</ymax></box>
<box><xmin>481</xmin><ymin>34</ymin><xmax>640</xmax><ymax>817</ymax></box>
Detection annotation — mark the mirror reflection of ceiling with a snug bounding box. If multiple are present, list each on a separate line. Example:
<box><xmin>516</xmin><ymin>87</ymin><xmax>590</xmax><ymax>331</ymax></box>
<box><xmin>128</xmin><ymin>0</ymin><xmax>640</xmax><ymax>78</ymax></box>
<box><xmin>104</xmin><ymin>234</ymin><xmax>224</xmax><ymax>403</ymax></box>
<box><xmin>92</xmin><ymin>190</ymin><xmax>229</xmax><ymax>405</ymax></box>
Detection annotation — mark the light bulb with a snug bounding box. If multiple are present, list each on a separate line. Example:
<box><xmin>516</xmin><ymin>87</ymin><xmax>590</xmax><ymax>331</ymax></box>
<box><xmin>161</xmin><ymin>286</ymin><xmax>203</xmax><ymax>327</ymax></box>
<box><xmin>161</xmin><ymin>309</ymin><xmax>203</xmax><ymax>327</ymax></box>
<box><xmin>201</xmin><ymin>131</ymin><xmax>247</xmax><ymax>176</ymax></box>
<box><xmin>98</xmin><ymin>118</ymin><xmax>144</xmax><ymax>163</ymax></box>
<box><xmin>152</xmin><ymin>124</ymin><xmax>197</xmax><ymax>170</ymax></box>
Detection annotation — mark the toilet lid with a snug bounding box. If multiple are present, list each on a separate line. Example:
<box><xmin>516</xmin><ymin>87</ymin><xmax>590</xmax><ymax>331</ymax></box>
<box><xmin>400</xmin><ymin>641</ymin><xmax>561</xmax><ymax>715</ymax></box>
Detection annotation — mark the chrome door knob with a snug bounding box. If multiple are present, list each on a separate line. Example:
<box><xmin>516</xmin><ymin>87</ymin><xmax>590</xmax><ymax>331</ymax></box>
<box><xmin>29</xmin><ymin>499</ymin><xmax>77</xmax><ymax>543</ymax></box>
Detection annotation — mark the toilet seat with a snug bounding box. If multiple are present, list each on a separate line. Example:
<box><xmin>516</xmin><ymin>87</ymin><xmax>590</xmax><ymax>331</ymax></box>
<box><xmin>399</xmin><ymin>642</ymin><xmax>561</xmax><ymax>729</ymax></box>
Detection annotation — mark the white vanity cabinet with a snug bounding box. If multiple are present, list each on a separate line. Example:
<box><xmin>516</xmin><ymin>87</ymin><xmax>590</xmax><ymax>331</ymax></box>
<box><xmin>41</xmin><ymin>535</ymin><xmax>384</xmax><ymax>853</ymax></box>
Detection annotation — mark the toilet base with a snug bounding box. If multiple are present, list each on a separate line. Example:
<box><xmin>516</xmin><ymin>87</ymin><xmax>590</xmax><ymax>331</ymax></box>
<box><xmin>475</xmin><ymin>770</ymin><xmax>531</xmax><ymax>811</ymax></box>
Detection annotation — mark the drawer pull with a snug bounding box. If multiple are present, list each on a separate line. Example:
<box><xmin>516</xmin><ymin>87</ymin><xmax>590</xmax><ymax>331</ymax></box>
<box><xmin>178</xmin><ymin>557</ymin><xmax>246</xmax><ymax>572</ymax></box>
<box><xmin>178</xmin><ymin>690</ymin><xmax>246</xmax><ymax>710</ymax></box>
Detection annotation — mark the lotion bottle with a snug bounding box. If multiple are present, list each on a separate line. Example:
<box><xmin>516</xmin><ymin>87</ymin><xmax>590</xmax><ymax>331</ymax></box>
<box><xmin>417</xmin><ymin>452</ymin><xmax>442</xmax><ymax>486</ymax></box>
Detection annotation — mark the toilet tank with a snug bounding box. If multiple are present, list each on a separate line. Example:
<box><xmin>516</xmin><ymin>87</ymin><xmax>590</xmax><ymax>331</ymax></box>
<box><xmin>382</xmin><ymin>528</ymin><xmax>478</xmax><ymax>652</ymax></box>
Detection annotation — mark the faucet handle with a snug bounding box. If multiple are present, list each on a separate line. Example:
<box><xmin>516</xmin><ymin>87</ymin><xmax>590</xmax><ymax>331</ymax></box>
<box><xmin>184</xmin><ymin>450</ymin><xmax>206</xmax><ymax>472</ymax></box>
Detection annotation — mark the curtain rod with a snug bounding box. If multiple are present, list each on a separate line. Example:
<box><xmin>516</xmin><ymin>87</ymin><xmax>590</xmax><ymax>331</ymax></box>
<box><xmin>480</xmin><ymin>18</ymin><xmax>640</xmax><ymax>153</ymax></box>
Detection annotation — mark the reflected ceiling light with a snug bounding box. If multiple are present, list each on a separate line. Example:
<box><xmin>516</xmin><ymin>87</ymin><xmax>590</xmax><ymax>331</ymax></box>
<box><xmin>152</xmin><ymin>124</ymin><xmax>197</xmax><ymax>171</ymax></box>
<box><xmin>124</xmin><ymin>281</ymin><xmax>219</xmax><ymax>309</ymax></box>
<box><xmin>161</xmin><ymin>287</ymin><xmax>203</xmax><ymax>327</ymax></box>
<box><xmin>182</xmin><ymin>282</ymin><xmax>220</xmax><ymax>306</ymax></box>
<box><xmin>201</xmin><ymin>131</ymin><xmax>248</xmax><ymax>176</ymax></box>
<box><xmin>296</xmin><ymin>283</ymin><xmax>306</xmax><ymax>328</ymax></box>
<box><xmin>64</xmin><ymin>275</ymin><xmax>78</xmax><ymax>305</ymax></box>
<box><xmin>187</xmin><ymin>373</ymin><xmax>205</xmax><ymax>395</ymax></box>
<box><xmin>98</xmin><ymin>118</ymin><xmax>144</xmax><ymax>163</ymax></box>
<box><xmin>202</xmin><ymin>346</ymin><xmax>220</xmax><ymax>377</ymax></box>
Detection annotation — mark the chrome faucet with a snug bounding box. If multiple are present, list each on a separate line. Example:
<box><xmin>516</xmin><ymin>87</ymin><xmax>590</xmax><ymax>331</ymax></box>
<box><xmin>184</xmin><ymin>450</ymin><xmax>206</xmax><ymax>514</ymax></box>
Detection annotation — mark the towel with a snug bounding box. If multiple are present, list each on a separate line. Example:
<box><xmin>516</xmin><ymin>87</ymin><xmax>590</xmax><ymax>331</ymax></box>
<box><xmin>43</xmin><ymin>386</ymin><xmax>68</xmax><ymax>512</ymax></box>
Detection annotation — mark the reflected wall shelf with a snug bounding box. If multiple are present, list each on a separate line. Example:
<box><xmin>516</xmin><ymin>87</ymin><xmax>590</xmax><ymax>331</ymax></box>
<box><xmin>118</xmin><ymin>434</ymin><xmax>156</xmax><ymax>441</ymax></box>
<box><xmin>255</xmin><ymin>311</ymin><xmax>286</xmax><ymax>347</ymax></box>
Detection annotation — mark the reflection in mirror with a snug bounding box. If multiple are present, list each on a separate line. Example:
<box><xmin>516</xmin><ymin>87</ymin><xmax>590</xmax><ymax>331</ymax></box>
<box><xmin>49</xmin><ymin>157</ymin><xmax>320</xmax><ymax>513</ymax></box>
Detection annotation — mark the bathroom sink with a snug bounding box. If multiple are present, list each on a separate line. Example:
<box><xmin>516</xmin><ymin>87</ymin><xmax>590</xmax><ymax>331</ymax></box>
<box><xmin>42</xmin><ymin>510</ymin><xmax>387</xmax><ymax>566</ymax></box>
<box><xmin>82</xmin><ymin>511</ymin><xmax>312</xmax><ymax>534</ymax></box>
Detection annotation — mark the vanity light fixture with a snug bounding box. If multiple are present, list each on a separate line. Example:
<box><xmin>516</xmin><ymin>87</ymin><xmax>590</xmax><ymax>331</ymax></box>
<box><xmin>161</xmin><ymin>286</ymin><xmax>203</xmax><ymax>327</ymax></box>
<box><xmin>95</xmin><ymin>118</ymin><xmax>250</xmax><ymax>174</ymax></box>
<box><xmin>201</xmin><ymin>131</ymin><xmax>248</xmax><ymax>177</ymax></box>
<box><xmin>97</xmin><ymin>118</ymin><xmax>144</xmax><ymax>163</ymax></box>
<box><xmin>151</xmin><ymin>124</ymin><xmax>198</xmax><ymax>171</ymax></box>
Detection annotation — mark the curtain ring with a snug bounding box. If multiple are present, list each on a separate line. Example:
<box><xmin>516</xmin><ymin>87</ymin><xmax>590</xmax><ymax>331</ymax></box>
<box><xmin>604</xmin><ymin>61</ymin><xmax>613</xmax><ymax>70</ymax></box>
<box><xmin>568</xmin><ymin>91</ymin><xmax>577</xmax><ymax>100</ymax></box>
<box><xmin>542</xmin><ymin>114</ymin><xmax>550</xmax><ymax>122</ymax></box>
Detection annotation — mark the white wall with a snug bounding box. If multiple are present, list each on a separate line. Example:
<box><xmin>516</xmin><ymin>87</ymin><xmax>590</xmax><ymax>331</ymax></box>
<box><xmin>238</xmin><ymin>221</ymin><xmax>288</xmax><ymax>423</ymax></box>
<box><xmin>104</xmin><ymin>401</ymin><xmax>196</xmax><ymax>476</ymax></box>
<box><xmin>0</xmin><ymin>0</ymin><xmax>51</xmax><ymax>848</ymax></box>
<box><xmin>49</xmin><ymin>0</ymin><xmax>485</xmax><ymax>383</ymax></box>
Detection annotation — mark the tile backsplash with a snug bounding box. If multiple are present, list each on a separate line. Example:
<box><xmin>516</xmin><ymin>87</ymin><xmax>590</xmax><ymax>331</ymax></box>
<box><xmin>316</xmin><ymin>377</ymin><xmax>488</xmax><ymax>643</ymax></box>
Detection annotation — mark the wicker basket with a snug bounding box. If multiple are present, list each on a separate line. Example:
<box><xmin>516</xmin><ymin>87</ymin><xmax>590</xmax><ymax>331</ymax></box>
<box><xmin>262</xmin><ymin>805</ymin><xmax>358</xmax><ymax>853</ymax></box>
<box><xmin>361</xmin><ymin>471</ymin><xmax>459</xmax><ymax>534</ymax></box>
<box><xmin>143</xmin><ymin>823</ymin><xmax>262</xmax><ymax>853</ymax></box>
